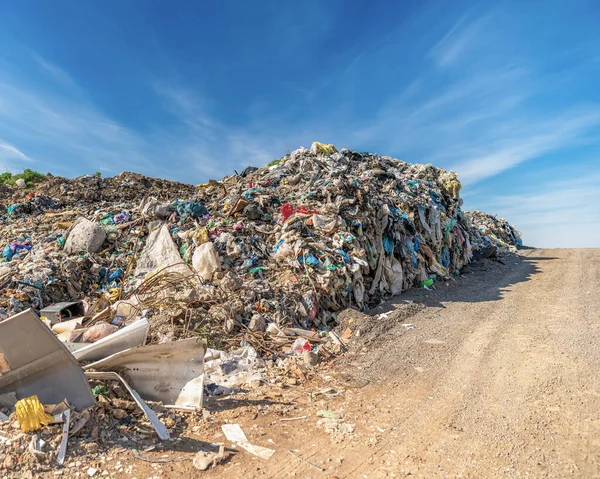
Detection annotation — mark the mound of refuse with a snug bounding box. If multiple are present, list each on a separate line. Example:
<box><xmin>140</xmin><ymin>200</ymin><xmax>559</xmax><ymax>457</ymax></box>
<box><xmin>465</xmin><ymin>210</ymin><xmax>522</xmax><ymax>254</ymax></box>
<box><xmin>0</xmin><ymin>143</ymin><xmax>521</xmax><ymax>347</ymax></box>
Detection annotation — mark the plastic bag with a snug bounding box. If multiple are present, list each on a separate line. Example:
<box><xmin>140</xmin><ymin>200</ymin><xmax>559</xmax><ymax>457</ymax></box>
<box><xmin>81</xmin><ymin>323</ymin><xmax>118</xmax><ymax>343</ymax></box>
<box><xmin>192</xmin><ymin>242</ymin><xmax>220</xmax><ymax>281</ymax></box>
<box><xmin>135</xmin><ymin>224</ymin><xmax>187</xmax><ymax>276</ymax></box>
<box><xmin>291</xmin><ymin>338</ymin><xmax>311</xmax><ymax>355</ymax></box>
<box><xmin>64</xmin><ymin>217</ymin><xmax>106</xmax><ymax>254</ymax></box>
<box><xmin>204</xmin><ymin>346</ymin><xmax>265</xmax><ymax>389</ymax></box>
<box><xmin>312</xmin><ymin>214</ymin><xmax>339</xmax><ymax>234</ymax></box>
<box><xmin>389</xmin><ymin>257</ymin><xmax>404</xmax><ymax>296</ymax></box>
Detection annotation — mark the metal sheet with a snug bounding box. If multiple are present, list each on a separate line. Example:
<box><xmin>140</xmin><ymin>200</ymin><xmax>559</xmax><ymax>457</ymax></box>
<box><xmin>72</xmin><ymin>318</ymin><xmax>150</xmax><ymax>362</ymax></box>
<box><xmin>85</xmin><ymin>338</ymin><xmax>206</xmax><ymax>408</ymax></box>
<box><xmin>40</xmin><ymin>302</ymin><xmax>85</xmax><ymax>325</ymax></box>
<box><xmin>0</xmin><ymin>309</ymin><xmax>95</xmax><ymax>410</ymax></box>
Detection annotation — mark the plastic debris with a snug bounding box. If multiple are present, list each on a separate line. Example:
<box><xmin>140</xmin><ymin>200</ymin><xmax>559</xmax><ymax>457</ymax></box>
<box><xmin>85</xmin><ymin>338</ymin><xmax>207</xmax><ymax>408</ymax></box>
<box><xmin>63</xmin><ymin>217</ymin><xmax>106</xmax><ymax>254</ymax></box>
<box><xmin>15</xmin><ymin>396</ymin><xmax>53</xmax><ymax>432</ymax></box>
<box><xmin>291</xmin><ymin>337</ymin><xmax>312</xmax><ymax>355</ymax></box>
<box><xmin>221</xmin><ymin>424</ymin><xmax>275</xmax><ymax>459</ymax></box>
<box><xmin>0</xmin><ymin>146</ymin><xmax>519</xmax><ymax>354</ymax></box>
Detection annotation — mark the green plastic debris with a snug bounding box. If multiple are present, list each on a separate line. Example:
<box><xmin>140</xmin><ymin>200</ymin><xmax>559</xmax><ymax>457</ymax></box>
<box><xmin>420</xmin><ymin>278</ymin><xmax>434</xmax><ymax>288</ymax></box>
<box><xmin>99</xmin><ymin>214</ymin><xmax>115</xmax><ymax>225</ymax></box>
<box><xmin>249</xmin><ymin>266</ymin><xmax>265</xmax><ymax>275</ymax></box>
<box><xmin>92</xmin><ymin>385</ymin><xmax>110</xmax><ymax>398</ymax></box>
<box><xmin>56</xmin><ymin>237</ymin><xmax>66</xmax><ymax>248</ymax></box>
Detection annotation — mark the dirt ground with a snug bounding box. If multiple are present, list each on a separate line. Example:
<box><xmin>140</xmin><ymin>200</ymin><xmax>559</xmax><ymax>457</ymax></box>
<box><xmin>45</xmin><ymin>248</ymin><xmax>600</xmax><ymax>478</ymax></box>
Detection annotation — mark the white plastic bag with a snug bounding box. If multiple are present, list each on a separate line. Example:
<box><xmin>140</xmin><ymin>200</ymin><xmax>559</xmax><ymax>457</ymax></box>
<box><xmin>389</xmin><ymin>257</ymin><xmax>404</xmax><ymax>296</ymax></box>
<box><xmin>82</xmin><ymin>323</ymin><xmax>118</xmax><ymax>343</ymax></box>
<box><xmin>64</xmin><ymin>218</ymin><xmax>106</xmax><ymax>254</ymax></box>
<box><xmin>135</xmin><ymin>224</ymin><xmax>187</xmax><ymax>276</ymax></box>
<box><xmin>192</xmin><ymin>242</ymin><xmax>220</xmax><ymax>281</ymax></box>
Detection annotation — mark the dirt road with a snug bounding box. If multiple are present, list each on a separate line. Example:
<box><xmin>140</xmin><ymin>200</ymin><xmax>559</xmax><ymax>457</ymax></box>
<box><xmin>118</xmin><ymin>249</ymin><xmax>600</xmax><ymax>478</ymax></box>
<box><xmin>318</xmin><ymin>248</ymin><xmax>600</xmax><ymax>478</ymax></box>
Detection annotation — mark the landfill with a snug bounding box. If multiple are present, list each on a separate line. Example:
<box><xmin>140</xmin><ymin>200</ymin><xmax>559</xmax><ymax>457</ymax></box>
<box><xmin>0</xmin><ymin>143</ymin><xmax>521</xmax><ymax>475</ymax></box>
<box><xmin>464</xmin><ymin>210</ymin><xmax>522</xmax><ymax>253</ymax></box>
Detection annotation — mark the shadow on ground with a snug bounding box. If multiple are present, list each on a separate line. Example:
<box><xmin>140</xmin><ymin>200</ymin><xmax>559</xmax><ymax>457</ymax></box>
<box><xmin>370</xmin><ymin>251</ymin><xmax>555</xmax><ymax>314</ymax></box>
<box><xmin>334</xmin><ymin>250</ymin><xmax>558</xmax><ymax>387</ymax></box>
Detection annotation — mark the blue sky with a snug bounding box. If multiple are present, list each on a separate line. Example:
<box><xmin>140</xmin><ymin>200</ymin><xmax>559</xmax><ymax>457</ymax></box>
<box><xmin>1</xmin><ymin>1</ymin><xmax>599</xmax><ymax>247</ymax></box>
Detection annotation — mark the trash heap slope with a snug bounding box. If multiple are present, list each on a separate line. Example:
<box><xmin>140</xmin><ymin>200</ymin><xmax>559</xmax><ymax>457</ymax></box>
<box><xmin>464</xmin><ymin>210</ymin><xmax>522</xmax><ymax>253</ymax></box>
<box><xmin>0</xmin><ymin>144</ymin><xmax>521</xmax><ymax>338</ymax></box>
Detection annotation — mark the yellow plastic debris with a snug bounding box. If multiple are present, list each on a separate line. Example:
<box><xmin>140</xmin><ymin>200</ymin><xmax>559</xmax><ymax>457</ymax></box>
<box><xmin>197</xmin><ymin>179</ymin><xmax>220</xmax><ymax>188</ymax></box>
<box><xmin>107</xmin><ymin>288</ymin><xmax>121</xmax><ymax>302</ymax></box>
<box><xmin>15</xmin><ymin>396</ymin><xmax>53</xmax><ymax>432</ymax></box>
<box><xmin>193</xmin><ymin>227</ymin><xmax>209</xmax><ymax>245</ymax></box>
<box><xmin>310</xmin><ymin>142</ymin><xmax>338</xmax><ymax>156</ymax></box>
<box><xmin>441</xmin><ymin>172</ymin><xmax>462</xmax><ymax>198</ymax></box>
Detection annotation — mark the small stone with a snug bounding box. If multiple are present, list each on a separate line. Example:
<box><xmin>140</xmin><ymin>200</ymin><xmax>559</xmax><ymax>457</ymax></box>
<box><xmin>111</xmin><ymin>409</ymin><xmax>128</xmax><ymax>419</ymax></box>
<box><xmin>164</xmin><ymin>417</ymin><xmax>176</xmax><ymax>428</ymax></box>
<box><xmin>302</xmin><ymin>351</ymin><xmax>319</xmax><ymax>366</ymax></box>
<box><xmin>248</xmin><ymin>313</ymin><xmax>266</xmax><ymax>332</ymax></box>
<box><xmin>84</xmin><ymin>442</ymin><xmax>99</xmax><ymax>454</ymax></box>
<box><xmin>1</xmin><ymin>455</ymin><xmax>14</xmax><ymax>470</ymax></box>
<box><xmin>87</xmin><ymin>467</ymin><xmax>97</xmax><ymax>477</ymax></box>
<box><xmin>111</xmin><ymin>399</ymin><xmax>135</xmax><ymax>411</ymax></box>
<box><xmin>243</xmin><ymin>203</ymin><xmax>263</xmax><ymax>220</ymax></box>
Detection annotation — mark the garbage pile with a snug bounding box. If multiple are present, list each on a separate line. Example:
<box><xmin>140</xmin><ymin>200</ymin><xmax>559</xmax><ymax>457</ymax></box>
<box><xmin>464</xmin><ymin>210</ymin><xmax>522</xmax><ymax>255</ymax></box>
<box><xmin>16</xmin><ymin>171</ymin><xmax>196</xmax><ymax>206</ymax></box>
<box><xmin>0</xmin><ymin>143</ymin><xmax>521</xmax><ymax>343</ymax></box>
<box><xmin>0</xmin><ymin>143</ymin><xmax>522</xmax><ymax>474</ymax></box>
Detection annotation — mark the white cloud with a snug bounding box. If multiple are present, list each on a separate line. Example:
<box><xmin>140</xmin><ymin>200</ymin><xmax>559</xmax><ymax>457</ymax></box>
<box><xmin>350</xmin><ymin>13</ymin><xmax>600</xmax><ymax>185</ymax></box>
<box><xmin>429</xmin><ymin>13</ymin><xmax>493</xmax><ymax>67</ymax></box>
<box><xmin>454</xmin><ymin>111</ymin><xmax>600</xmax><ymax>184</ymax></box>
<box><xmin>0</xmin><ymin>61</ymin><xmax>156</xmax><ymax>177</ymax></box>
<box><xmin>0</xmin><ymin>57</ymin><xmax>286</xmax><ymax>181</ymax></box>
<box><xmin>31</xmin><ymin>53</ymin><xmax>77</xmax><ymax>89</ymax></box>
<box><xmin>473</xmin><ymin>172</ymin><xmax>600</xmax><ymax>248</ymax></box>
<box><xmin>0</xmin><ymin>139</ymin><xmax>33</xmax><ymax>164</ymax></box>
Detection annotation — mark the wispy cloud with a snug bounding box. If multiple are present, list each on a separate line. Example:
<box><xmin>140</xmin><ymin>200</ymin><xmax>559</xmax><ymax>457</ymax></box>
<box><xmin>0</xmin><ymin>139</ymin><xmax>33</xmax><ymax>165</ymax></box>
<box><xmin>476</xmin><ymin>172</ymin><xmax>600</xmax><ymax>247</ymax></box>
<box><xmin>30</xmin><ymin>53</ymin><xmax>77</xmax><ymax>89</ymax></box>
<box><xmin>153</xmin><ymin>82</ymin><xmax>215</xmax><ymax>129</ymax></box>
<box><xmin>150</xmin><ymin>82</ymin><xmax>285</xmax><ymax>178</ymax></box>
<box><xmin>0</xmin><ymin>51</ymin><xmax>298</xmax><ymax>183</ymax></box>
<box><xmin>351</xmin><ymin>11</ymin><xmax>600</xmax><ymax>185</ymax></box>
<box><xmin>454</xmin><ymin>111</ymin><xmax>600</xmax><ymax>184</ymax></box>
<box><xmin>429</xmin><ymin>13</ymin><xmax>492</xmax><ymax>67</ymax></box>
<box><xmin>0</xmin><ymin>78</ymin><xmax>154</xmax><ymax>176</ymax></box>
